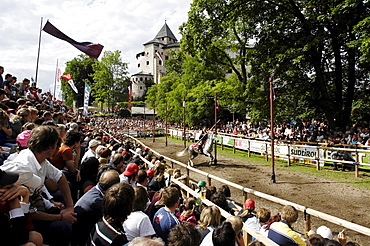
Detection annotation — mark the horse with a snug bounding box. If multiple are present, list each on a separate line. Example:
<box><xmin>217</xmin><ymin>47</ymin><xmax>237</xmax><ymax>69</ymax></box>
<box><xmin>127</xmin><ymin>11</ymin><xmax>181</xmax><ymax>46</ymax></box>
<box><xmin>177</xmin><ymin>132</ymin><xmax>216</xmax><ymax>167</ymax></box>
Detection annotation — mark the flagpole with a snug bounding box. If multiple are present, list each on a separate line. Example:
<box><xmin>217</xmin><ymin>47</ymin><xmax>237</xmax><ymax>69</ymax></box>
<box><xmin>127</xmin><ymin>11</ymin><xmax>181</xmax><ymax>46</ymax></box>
<box><xmin>183</xmin><ymin>97</ymin><xmax>186</xmax><ymax>148</ymax></box>
<box><xmin>270</xmin><ymin>77</ymin><xmax>276</xmax><ymax>183</ymax></box>
<box><xmin>152</xmin><ymin>104</ymin><xmax>155</xmax><ymax>142</ymax></box>
<box><xmin>35</xmin><ymin>17</ymin><xmax>43</xmax><ymax>87</ymax></box>
<box><xmin>214</xmin><ymin>93</ymin><xmax>218</xmax><ymax>165</ymax></box>
<box><xmin>165</xmin><ymin>100</ymin><xmax>168</xmax><ymax>146</ymax></box>
<box><xmin>53</xmin><ymin>59</ymin><xmax>58</xmax><ymax>101</ymax></box>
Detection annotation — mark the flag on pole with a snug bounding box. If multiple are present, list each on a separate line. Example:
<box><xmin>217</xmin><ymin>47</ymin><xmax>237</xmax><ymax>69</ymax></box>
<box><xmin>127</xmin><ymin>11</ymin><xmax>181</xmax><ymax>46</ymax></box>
<box><xmin>61</xmin><ymin>74</ymin><xmax>78</xmax><ymax>93</ymax></box>
<box><xmin>182</xmin><ymin>101</ymin><xmax>186</xmax><ymax>108</ymax></box>
<box><xmin>83</xmin><ymin>82</ymin><xmax>92</xmax><ymax>116</ymax></box>
<box><xmin>156</xmin><ymin>51</ymin><xmax>163</xmax><ymax>62</ymax></box>
<box><xmin>43</xmin><ymin>20</ymin><xmax>104</xmax><ymax>59</ymax></box>
<box><xmin>215</xmin><ymin>100</ymin><xmax>220</xmax><ymax>111</ymax></box>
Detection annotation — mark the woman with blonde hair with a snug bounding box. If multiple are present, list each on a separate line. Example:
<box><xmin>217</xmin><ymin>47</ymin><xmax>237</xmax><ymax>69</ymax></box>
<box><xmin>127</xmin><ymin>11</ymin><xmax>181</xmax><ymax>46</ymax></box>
<box><xmin>196</xmin><ymin>205</ymin><xmax>222</xmax><ymax>242</ymax></box>
<box><xmin>8</xmin><ymin>107</ymin><xmax>31</xmax><ymax>143</ymax></box>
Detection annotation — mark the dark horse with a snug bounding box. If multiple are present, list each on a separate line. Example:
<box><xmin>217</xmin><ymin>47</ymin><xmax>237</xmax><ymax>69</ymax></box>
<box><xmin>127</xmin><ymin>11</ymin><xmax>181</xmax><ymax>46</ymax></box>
<box><xmin>177</xmin><ymin>132</ymin><xmax>216</xmax><ymax>167</ymax></box>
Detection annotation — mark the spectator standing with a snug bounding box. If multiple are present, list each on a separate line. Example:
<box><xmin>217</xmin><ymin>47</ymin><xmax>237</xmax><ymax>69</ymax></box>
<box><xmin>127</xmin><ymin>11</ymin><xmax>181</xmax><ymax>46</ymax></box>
<box><xmin>167</xmin><ymin>223</ymin><xmax>202</xmax><ymax>246</ymax></box>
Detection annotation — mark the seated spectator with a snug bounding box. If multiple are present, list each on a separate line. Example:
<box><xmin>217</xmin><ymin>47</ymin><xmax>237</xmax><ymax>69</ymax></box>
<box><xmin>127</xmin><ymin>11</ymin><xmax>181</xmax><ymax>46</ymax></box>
<box><xmin>148</xmin><ymin>162</ymin><xmax>167</xmax><ymax>191</ymax></box>
<box><xmin>238</xmin><ymin>199</ymin><xmax>257</xmax><ymax>224</ymax></box>
<box><xmin>120</xmin><ymin>163</ymin><xmax>139</xmax><ymax>186</ymax></box>
<box><xmin>196</xmin><ymin>205</ymin><xmax>222</xmax><ymax>243</ymax></box>
<box><xmin>0</xmin><ymin>108</ymin><xmax>13</xmax><ymax>161</ymax></box>
<box><xmin>123</xmin><ymin>186</ymin><xmax>155</xmax><ymax>241</ymax></box>
<box><xmin>88</xmin><ymin>182</ymin><xmax>134</xmax><ymax>246</ymax></box>
<box><xmin>81</xmin><ymin>139</ymin><xmax>100</xmax><ymax>163</ymax></box>
<box><xmin>219</xmin><ymin>184</ymin><xmax>237</xmax><ymax>210</ymax></box>
<box><xmin>72</xmin><ymin>169</ymin><xmax>120</xmax><ymax>246</ymax></box>
<box><xmin>152</xmin><ymin>186</ymin><xmax>181</xmax><ymax>244</ymax></box>
<box><xmin>128</xmin><ymin>237</ymin><xmax>165</xmax><ymax>246</ymax></box>
<box><xmin>307</xmin><ymin>234</ymin><xmax>325</xmax><ymax>246</ymax></box>
<box><xmin>168</xmin><ymin>223</ymin><xmax>202</xmax><ymax>246</ymax></box>
<box><xmin>0</xmin><ymin>169</ymin><xmax>43</xmax><ymax>246</ymax></box>
<box><xmin>316</xmin><ymin>226</ymin><xmax>333</xmax><ymax>241</ymax></box>
<box><xmin>8</xmin><ymin>108</ymin><xmax>32</xmax><ymax>143</ymax></box>
<box><xmin>210</xmin><ymin>192</ymin><xmax>233</xmax><ymax>216</ymax></box>
<box><xmin>176</xmin><ymin>197</ymin><xmax>197</xmax><ymax>225</ymax></box>
<box><xmin>79</xmin><ymin>157</ymin><xmax>100</xmax><ymax>194</ymax></box>
<box><xmin>225</xmin><ymin>216</ymin><xmax>245</xmax><ymax>246</ymax></box>
<box><xmin>212</xmin><ymin>221</ymin><xmax>236</xmax><ymax>246</ymax></box>
<box><xmin>50</xmin><ymin>130</ymin><xmax>82</xmax><ymax>202</ymax></box>
<box><xmin>268</xmin><ymin>205</ymin><xmax>306</xmax><ymax>246</ymax></box>
<box><xmin>0</xmin><ymin>125</ymin><xmax>76</xmax><ymax>246</ymax></box>
<box><xmin>257</xmin><ymin>208</ymin><xmax>271</xmax><ymax>237</ymax></box>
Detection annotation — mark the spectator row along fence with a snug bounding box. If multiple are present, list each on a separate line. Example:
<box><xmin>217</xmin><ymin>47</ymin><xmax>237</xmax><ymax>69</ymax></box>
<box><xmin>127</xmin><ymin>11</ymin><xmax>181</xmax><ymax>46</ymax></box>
<box><xmin>102</xmin><ymin>130</ymin><xmax>370</xmax><ymax>244</ymax></box>
<box><xmin>166</xmin><ymin>129</ymin><xmax>370</xmax><ymax>178</ymax></box>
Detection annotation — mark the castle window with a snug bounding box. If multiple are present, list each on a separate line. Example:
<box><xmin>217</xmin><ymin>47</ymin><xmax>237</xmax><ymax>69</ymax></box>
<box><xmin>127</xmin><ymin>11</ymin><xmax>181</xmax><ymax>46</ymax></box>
<box><xmin>146</xmin><ymin>61</ymin><xmax>149</xmax><ymax>65</ymax></box>
<box><xmin>140</xmin><ymin>86</ymin><xmax>143</xmax><ymax>90</ymax></box>
<box><xmin>138</xmin><ymin>63</ymin><xmax>140</xmax><ymax>68</ymax></box>
<box><xmin>165</xmin><ymin>56</ymin><xmax>169</xmax><ymax>60</ymax></box>
<box><xmin>159</xmin><ymin>60</ymin><xmax>162</xmax><ymax>65</ymax></box>
<box><xmin>140</xmin><ymin>77</ymin><xmax>143</xmax><ymax>81</ymax></box>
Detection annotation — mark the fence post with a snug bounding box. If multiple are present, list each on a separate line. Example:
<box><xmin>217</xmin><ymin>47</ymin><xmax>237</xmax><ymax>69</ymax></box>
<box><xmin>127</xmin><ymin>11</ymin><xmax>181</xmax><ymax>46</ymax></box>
<box><xmin>316</xmin><ymin>146</ymin><xmax>320</xmax><ymax>171</ymax></box>
<box><xmin>221</xmin><ymin>136</ymin><xmax>224</xmax><ymax>150</ymax></box>
<box><xmin>287</xmin><ymin>145</ymin><xmax>291</xmax><ymax>166</ymax></box>
<box><xmin>265</xmin><ymin>143</ymin><xmax>269</xmax><ymax>161</ymax></box>
<box><xmin>233</xmin><ymin>140</ymin><xmax>236</xmax><ymax>154</ymax></box>
<box><xmin>207</xmin><ymin>175</ymin><xmax>212</xmax><ymax>187</ymax></box>
<box><xmin>355</xmin><ymin>149</ymin><xmax>359</xmax><ymax>178</ymax></box>
<box><xmin>304</xmin><ymin>209</ymin><xmax>311</xmax><ymax>239</ymax></box>
<box><xmin>248</xmin><ymin>140</ymin><xmax>251</xmax><ymax>157</ymax></box>
<box><xmin>171</xmin><ymin>161</ymin><xmax>174</xmax><ymax>169</ymax></box>
<box><xmin>186</xmin><ymin>168</ymin><xmax>190</xmax><ymax>186</ymax></box>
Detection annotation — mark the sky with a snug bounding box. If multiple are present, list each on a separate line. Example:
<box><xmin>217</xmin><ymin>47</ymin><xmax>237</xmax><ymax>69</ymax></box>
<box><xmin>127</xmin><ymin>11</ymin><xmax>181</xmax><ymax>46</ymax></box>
<box><xmin>1</xmin><ymin>0</ymin><xmax>192</xmax><ymax>93</ymax></box>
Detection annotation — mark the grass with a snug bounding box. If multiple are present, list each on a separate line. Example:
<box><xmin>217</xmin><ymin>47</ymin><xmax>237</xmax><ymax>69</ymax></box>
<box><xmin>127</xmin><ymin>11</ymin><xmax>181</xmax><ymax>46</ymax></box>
<box><xmin>158</xmin><ymin>136</ymin><xmax>370</xmax><ymax>191</ymax></box>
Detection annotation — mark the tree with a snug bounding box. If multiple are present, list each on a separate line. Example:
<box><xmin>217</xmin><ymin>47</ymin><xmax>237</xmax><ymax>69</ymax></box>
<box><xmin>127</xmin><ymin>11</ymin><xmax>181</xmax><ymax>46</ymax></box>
<box><xmin>63</xmin><ymin>55</ymin><xmax>96</xmax><ymax>108</ymax></box>
<box><xmin>146</xmin><ymin>52</ymin><xmax>230</xmax><ymax>126</ymax></box>
<box><xmin>180</xmin><ymin>0</ymin><xmax>370</xmax><ymax>128</ymax></box>
<box><xmin>91</xmin><ymin>50</ymin><xmax>130</xmax><ymax>110</ymax></box>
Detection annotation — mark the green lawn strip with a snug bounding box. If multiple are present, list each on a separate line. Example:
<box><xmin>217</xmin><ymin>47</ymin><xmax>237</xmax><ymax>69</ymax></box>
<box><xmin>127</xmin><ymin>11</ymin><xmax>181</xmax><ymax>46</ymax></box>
<box><xmin>155</xmin><ymin>137</ymin><xmax>370</xmax><ymax>191</ymax></box>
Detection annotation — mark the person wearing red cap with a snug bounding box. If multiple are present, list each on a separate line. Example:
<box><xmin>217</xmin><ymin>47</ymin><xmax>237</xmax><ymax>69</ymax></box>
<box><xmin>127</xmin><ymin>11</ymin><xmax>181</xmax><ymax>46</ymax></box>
<box><xmin>238</xmin><ymin>199</ymin><xmax>256</xmax><ymax>223</ymax></box>
<box><xmin>119</xmin><ymin>163</ymin><xmax>139</xmax><ymax>186</ymax></box>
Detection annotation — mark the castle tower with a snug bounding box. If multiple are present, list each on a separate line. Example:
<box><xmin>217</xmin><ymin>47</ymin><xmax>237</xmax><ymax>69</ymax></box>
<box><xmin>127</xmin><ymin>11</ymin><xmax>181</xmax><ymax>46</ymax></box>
<box><xmin>131</xmin><ymin>22</ymin><xmax>180</xmax><ymax>100</ymax></box>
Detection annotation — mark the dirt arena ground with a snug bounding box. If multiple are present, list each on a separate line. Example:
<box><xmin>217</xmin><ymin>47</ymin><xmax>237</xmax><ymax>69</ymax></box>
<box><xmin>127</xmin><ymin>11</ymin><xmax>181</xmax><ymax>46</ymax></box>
<box><xmin>138</xmin><ymin>137</ymin><xmax>370</xmax><ymax>244</ymax></box>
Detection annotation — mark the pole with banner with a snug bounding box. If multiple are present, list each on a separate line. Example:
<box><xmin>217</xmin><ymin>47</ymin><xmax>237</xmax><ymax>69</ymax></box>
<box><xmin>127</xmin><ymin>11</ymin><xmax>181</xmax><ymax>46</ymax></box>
<box><xmin>165</xmin><ymin>101</ymin><xmax>168</xmax><ymax>146</ymax></box>
<box><xmin>214</xmin><ymin>93</ymin><xmax>218</xmax><ymax>165</ymax></box>
<box><xmin>270</xmin><ymin>77</ymin><xmax>276</xmax><ymax>183</ymax></box>
<box><xmin>83</xmin><ymin>82</ymin><xmax>92</xmax><ymax>116</ymax></box>
<box><xmin>182</xmin><ymin>98</ymin><xmax>186</xmax><ymax>148</ymax></box>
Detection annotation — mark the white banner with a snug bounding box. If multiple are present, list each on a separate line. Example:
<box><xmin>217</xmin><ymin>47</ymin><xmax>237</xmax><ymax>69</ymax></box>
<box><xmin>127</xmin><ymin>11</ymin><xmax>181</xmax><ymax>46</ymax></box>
<box><xmin>83</xmin><ymin>82</ymin><xmax>91</xmax><ymax>116</ymax></box>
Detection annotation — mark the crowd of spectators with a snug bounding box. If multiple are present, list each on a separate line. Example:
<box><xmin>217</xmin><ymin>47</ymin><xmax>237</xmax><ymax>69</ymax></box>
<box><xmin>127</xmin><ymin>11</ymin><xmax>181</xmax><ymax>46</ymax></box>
<box><xmin>0</xmin><ymin>67</ymin><xmax>364</xmax><ymax>245</ymax></box>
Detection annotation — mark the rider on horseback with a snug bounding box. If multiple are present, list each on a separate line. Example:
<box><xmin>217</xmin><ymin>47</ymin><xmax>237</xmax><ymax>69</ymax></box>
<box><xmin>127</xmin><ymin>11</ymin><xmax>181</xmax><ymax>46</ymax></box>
<box><xmin>198</xmin><ymin>127</ymin><xmax>208</xmax><ymax>154</ymax></box>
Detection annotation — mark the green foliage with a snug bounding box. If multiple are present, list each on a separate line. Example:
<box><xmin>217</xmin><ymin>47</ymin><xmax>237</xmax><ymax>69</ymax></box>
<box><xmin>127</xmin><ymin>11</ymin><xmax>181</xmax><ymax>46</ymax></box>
<box><xmin>176</xmin><ymin>0</ymin><xmax>370</xmax><ymax>128</ymax></box>
<box><xmin>63</xmin><ymin>55</ymin><xmax>97</xmax><ymax>107</ymax></box>
<box><xmin>146</xmin><ymin>53</ymin><xmax>228</xmax><ymax>126</ymax></box>
<box><xmin>91</xmin><ymin>50</ymin><xmax>130</xmax><ymax>110</ymax></box>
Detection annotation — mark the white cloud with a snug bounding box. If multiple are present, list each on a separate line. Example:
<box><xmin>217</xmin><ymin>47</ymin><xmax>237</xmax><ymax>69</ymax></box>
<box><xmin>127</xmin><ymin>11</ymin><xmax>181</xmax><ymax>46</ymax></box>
<box><xmin>0</xmin><ymin>0</ymin><xmax>191</xmax><ymax>92</ymax></box>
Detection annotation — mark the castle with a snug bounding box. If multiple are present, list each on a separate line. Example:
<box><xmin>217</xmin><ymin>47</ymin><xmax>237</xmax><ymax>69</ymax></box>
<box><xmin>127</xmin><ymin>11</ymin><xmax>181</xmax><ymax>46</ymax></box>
<box><xmin>131</xmin><ymin>22</ymin><xmax>180</xmax><ymax>100</ymax></box>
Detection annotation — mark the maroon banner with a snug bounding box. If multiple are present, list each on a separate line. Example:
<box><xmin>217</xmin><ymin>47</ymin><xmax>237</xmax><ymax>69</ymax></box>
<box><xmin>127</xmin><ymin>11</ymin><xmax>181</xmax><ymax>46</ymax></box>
<box><xmin>43</xmin><ymin>20</ymin><xmax>103</xmax><ymax>59</ymax></box>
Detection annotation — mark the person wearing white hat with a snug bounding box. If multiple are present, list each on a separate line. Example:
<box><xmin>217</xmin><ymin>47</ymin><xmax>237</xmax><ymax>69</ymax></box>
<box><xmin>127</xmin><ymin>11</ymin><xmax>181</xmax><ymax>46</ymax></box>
<box><xmin>81</xmin><ymin>139</ymin><xmax>100</xmax><ymax>163</ymax></box>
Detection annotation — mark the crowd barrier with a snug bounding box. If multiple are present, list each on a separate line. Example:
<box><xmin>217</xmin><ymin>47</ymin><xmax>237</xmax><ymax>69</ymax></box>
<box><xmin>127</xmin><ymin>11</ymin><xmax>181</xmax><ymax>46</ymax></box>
<box><xmin>166</xmin><ymin>129</ymin><xmax>370</xmax><ymax>178</ymax></box>
<box><xmin>119</xmin><ymin>133</ymin><xmax>370</xmax><ymax>243</ymax></box>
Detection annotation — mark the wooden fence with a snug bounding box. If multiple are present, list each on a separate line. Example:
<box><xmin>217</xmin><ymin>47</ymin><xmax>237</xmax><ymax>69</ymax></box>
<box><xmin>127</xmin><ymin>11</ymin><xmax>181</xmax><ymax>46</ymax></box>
<box><xmin>123</xmin><ymin>134</ymin><xmax>370</xmax><ymax>244</ymax></box>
